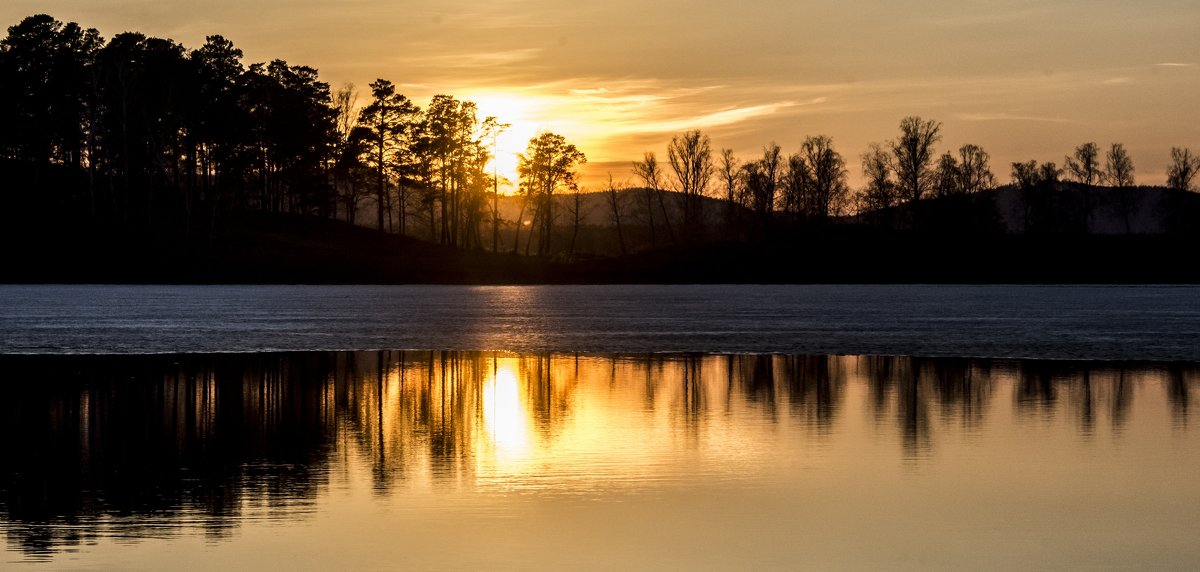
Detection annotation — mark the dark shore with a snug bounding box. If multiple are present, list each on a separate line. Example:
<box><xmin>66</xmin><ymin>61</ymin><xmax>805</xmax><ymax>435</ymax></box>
<box><xmin>4</xmin><ymin>211</ymin><xmax>1197</xmax><ymax>284</ymax></box>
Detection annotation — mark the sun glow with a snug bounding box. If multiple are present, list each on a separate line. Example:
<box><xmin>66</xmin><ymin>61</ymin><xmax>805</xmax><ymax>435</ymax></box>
<box><xmin>469</xmin><ymin>93</ymin><xmax>542</xmax><ymax>194</ymax></box>
<box><xmin>483</xmin><ymin>364</ymin><xmax>531</xmax><ymax>463</ymax></box>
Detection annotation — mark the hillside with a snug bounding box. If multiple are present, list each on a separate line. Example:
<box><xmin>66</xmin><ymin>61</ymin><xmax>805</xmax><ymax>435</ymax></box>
<box><xmin>4</xmin><ymin>209</ymin><xmax>1198</xmax><ymax>284</ymax></box>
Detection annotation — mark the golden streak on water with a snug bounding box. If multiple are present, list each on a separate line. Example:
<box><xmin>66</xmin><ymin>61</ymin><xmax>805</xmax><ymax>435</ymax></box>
<box><xmin>3</xmin><ymin>352</ymin><xmax>1199</xmax><ymax>570</ymax></box>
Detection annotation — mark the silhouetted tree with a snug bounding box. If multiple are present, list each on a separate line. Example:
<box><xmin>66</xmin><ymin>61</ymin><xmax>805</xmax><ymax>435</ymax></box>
<box><xmin>247</xmin><ymin>61</ymin><xmax>338</xmax><ymax>216</ymax></box>
<box><xmin>422</xmin><ymin>95</ymin><xmax>481</xmax><ymax>246</ymax></box>
<box><xmin>1104</xmin><ymin>143</ymin><xmax>1135</xmax><ymax>233</ymax></box>
<box><xmin>1064</xmin><ymin>142</ymin><xmax>1101</xmax><ymax>229</ymax></box>
<box><xmin>742</xmin><ymin>144</ymin><xmax>781</xmax><ymax>232</ymax></box>
<box><xmin>480</xmin><ymin>116</ymin><xmax>509</xmax><ymax>252</ymax></box>
<box><xmin>565</xmin><ymin>182</ymin><xmax>590</xmax><ymax>256</ymax></box>
<box><xmin>0</xmin><ymin>15</ymin><xmax>102</xmax><ymax>182</ymax></box>
<box><xmin>858</xmin><ymin>143</ymin><xmax>896</xmax><ymax>224</ymax></box>
<box><xmin>517</xmin><ymin>132</ymin><xmax>585</xmax><ymax>256</ymax></box>
<box><xmin>719</xmin><ymin>148</ymin><xmax>740</xmax><ymax>228</ymax></box>
<box><xmin>358</xmin><ymin>79</ymin><xmax>417</xmax><ymax>231</ymax></box>
<box><xmin>797</xmin><ymin>135</ymin><xmax>849</xmax><ymax>221</ymax></box>
<box><xmin>331</xmin><ymin>84</ymin><xmax>368</xmax><ymax>223</ymax></box>
<box><xmin>890</xmin><ymin>116</ymin><xmax>942</xmax><ymax>208</ymax></box>
<box><xmin>632</xmin><ymin>151</ymin><xmax>674</xmax><ymax>246</ymax></box>
<box><xmin>604</xmin><ymin>174</ymin><xmax>628</xmax><ymax>256</ymax></box>
<box><xmin>955</xmin><ymin>144</ymin><xmax>996</xmax><ymax>195</ymax></box>
<box><xmin>933</xmin><ymin>152</ymin><xmax>959</xmax><ymax>199</ymax></box>
<box><xmin>780</xmin><ymin>151</ymin><xmax>812</xmax><ymax>216</ymax></box>
<box><xmin>97</xmin><ymin>32</ymin><xmax>190</xmax><ymax>224</ymax></box>
<box><xmin>1167</xmin><ymin>147</ymin><xmax>1199</xmax><ymax>192</ymax></box>
<box><xmin>1012</xmin><ymin>160</ymin><xmax>1061</xmax><ymax>233</ymax></box>
<box><xmin>667</xmin><ymin>129</ymin><xmax>714</xmax><ymax>236</ymax></box>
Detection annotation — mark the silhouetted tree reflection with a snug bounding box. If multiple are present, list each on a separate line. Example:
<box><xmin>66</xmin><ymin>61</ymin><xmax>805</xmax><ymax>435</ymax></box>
<box><xmin>925</xmin><ymin>358</ymin><xmax>993</xmax><ymax>431</ymax></box>
<box><xmin>740</xmin><ymin>354</ymin><xmax>778</xmax><ymax>410</ymax></box>
<box><xmin>0</xmin><ymin>352</ymin><xmax>1194</xmax><ymax>556</ymax></box>
<box><xmin>1016</xmin><ymin>361</ymin><xmax>1059</xmax><ymax>416</ymax></box>
<box><xmin>1013</xmin><ymin>361</ymin><xmax>1174</xmax><ymax>437</ymax></box>
<box><xmin>1166</xmin><ymin>365</ymin><xmax>1198</xmax><ymax>428</ymax></box>
<box><xmin>0</xmin><ymin>353</ymin><xmax>336</xmax><ymax>556</ymax></box>
<box><xmin>859</xmin><ymin>356</ymin><xmax>931</xmax><ymax>458</ymax></box>
<box><xmin>777</xmin><ymin>355</ymin><xmax>846</xmax><ymax>433</ymax></box>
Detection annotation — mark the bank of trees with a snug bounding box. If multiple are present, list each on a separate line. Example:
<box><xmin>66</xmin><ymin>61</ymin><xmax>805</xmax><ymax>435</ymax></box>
<box><xmin>4</xmin><ymin>14</ymin><xmax>1196</xmax><ymax>258</ymax></box>
<box><xmin>0</xmin><ymin>14</ymin><xmax>513</xmax><ymax>250</ymax></box>
<box><xmin>620</xmin><ymin>116</ymin><xmax>992</xmax><ymax>242</ymax></box>
<box><xmin>0</xmin><ymin>15</ymin><xmax>343</xmax><ymax>230</ymax></box>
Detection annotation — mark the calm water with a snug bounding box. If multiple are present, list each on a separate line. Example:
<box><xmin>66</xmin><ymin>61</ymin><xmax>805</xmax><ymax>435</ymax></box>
<box><xmin>3</xmin><ymin>352</ymin><xmax>1199</xmax><ymax>570</ymax></box>
<box><xmin>3</xmin><ymin>285</ymin><xmax>1199</xmax><ymax>569</ymax></box>
<box><xmin>1</xmin><ymin>284</ymin><xmax>1198</xmax><ymax>360</ymax></box>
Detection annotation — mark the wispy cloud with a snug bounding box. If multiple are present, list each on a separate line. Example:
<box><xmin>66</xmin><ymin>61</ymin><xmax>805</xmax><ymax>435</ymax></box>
<box><xmin>1155</xmin><ymin>62</ymin><xmax>1196</xmax><ymax>67</ymax></box>
<box><xmin>396</xmin><ymin>48</ymin><xmax>542</xmax><ymax>69</ymax></box>
<box><xmin>1103</xmin><ymin>77</ymin><xmax>1134</xmax><ymax>85</ymax></box>
<box><xmin>953</xmin><ymin>112</ymin><xmax>1073</xmax><ymax>124</ymax></box>
<box><xmin>620</xmin><ymin>102</ymin><xmax>798</xmax><ymax>134</ymax></box>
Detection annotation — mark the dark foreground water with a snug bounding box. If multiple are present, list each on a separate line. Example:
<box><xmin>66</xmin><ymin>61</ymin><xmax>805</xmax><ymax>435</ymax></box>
<box><xmin>1</xmin><ymin>284</ymin><xmax>1198</xmax><ymax>360</ymax></box>
<box><xmin>2</xmin><ymin>352</ymin><xmax>1199</xmax><ymax>570</ymax></box>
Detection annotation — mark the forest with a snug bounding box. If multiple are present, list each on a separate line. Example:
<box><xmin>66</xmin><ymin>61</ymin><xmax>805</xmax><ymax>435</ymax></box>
<box><xmin>2</xmin><ymin>14</ymin><xmax>1198</xmax><ymax>282</ymax></box>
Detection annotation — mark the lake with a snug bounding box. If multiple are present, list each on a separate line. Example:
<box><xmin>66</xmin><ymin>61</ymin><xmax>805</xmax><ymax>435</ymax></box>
<box><xmin>1</xmin><ymin>285</ymin><xmax>1199</xmax><ymax>570</ymax></box>
<box><xmin>2</xmin><ymin>284</ymin><xmax>1198</xmax><ymax>360</ymax></box>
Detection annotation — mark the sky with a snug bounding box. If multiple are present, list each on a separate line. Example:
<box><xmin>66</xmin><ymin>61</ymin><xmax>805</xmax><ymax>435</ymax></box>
<box><xmin>4</xmin><ymin>0</ymin><xmax>1199</xmax><ymax>188</ymax></box>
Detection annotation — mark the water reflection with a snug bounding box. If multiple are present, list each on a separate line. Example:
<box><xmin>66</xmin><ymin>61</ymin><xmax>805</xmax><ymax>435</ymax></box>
<box><xmin>1</xmin><ymin>352</ymin><xmax>1197</xmax><ymax>560</ymax></box>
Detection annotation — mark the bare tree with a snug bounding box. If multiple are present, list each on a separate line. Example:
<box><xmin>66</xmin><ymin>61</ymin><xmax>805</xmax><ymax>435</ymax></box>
<box><xmin>565</xmin><ymin>182</ymin><xmax>592</xmax><ymax>256</ymax></box>
<box><xmin>933</xmin><ymin>152</ymin><xmax>959</xmax><ymax>198</ymax></box>
<box><xmin>1065</xmin><ymin>142</ymin><xmax>1101</xmax><ymax>186</ymax></box>
<box><xmin>742</xmin><ymin>144</ymin><xmax>781</xmax><ymax>230</ymax></box>
<box><xmin>1164</xmin><ymin>146</ymin><xmax>1200</xmax><ymax>234</ymax></box>
<box><xmin>1104</xmin><ymin>143</ymin><xmax>1135</xmax><ymax>233</ymax></box>
<box><xmin>890</xmin><ymin>116</ymin><xmax>942</xmax><ymax>205</ymax></box>
<box><xmin>667</xmin><ymin>129</ymin><xmax>714</xmax><ymax>235</ymax></box>
<box><xmin>1012</xmin><ymin>160</ymin><xmax>1061</xmax><ymax>232</ymax></box>
<box><xmin>1063</xmin><ymin>142</ymin><xmax>1101</xmax><ymax>230</ymax></box>
<box><xmin>632</xmin><ymin>151</ymin><xmax>675</xmax><ymax>246</ymax></box>
<box><xmin>780</xmin><ymin>152</ymin><xmax>811</xmax><ymax>216</ymax></box>
<box><xmin>859</xmin><ymin>142</ymin><xmax>896</xmax><ymax>218</ymax></box>
<box><xmin>332</xmin><ymin>84</ymin><xmax>368</xmax><ymax>224</ymax></box>
<box><xmin>1104</xmin><ymin>143</ymin><xmax>1135</xmax><ymax>187</ymax></box>
<box><xmin>604</xmin><ymin>174</ymin><xmax>628</xmax><ymax>256</ymax></box>
<box><xmin>1167</xmin><ymin>147</ymin><xmax>1200</xmax><ymax>192</ymax></box>
<box><xmin>800</xmin><ymin>135</ymin><xmax>849</xmax><ymax>220</ymax></box>
<box><xmin>719</xmin><ymin>148</ymin><xmax>739</xmax><ymax>227</ymax></box>
<box><xmin>956</xmin><ymin>144</ymin><xmax>996</xmax><ymax>195</ymax></box>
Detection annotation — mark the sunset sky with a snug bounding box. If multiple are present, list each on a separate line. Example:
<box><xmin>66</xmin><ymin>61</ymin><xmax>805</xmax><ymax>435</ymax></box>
<box><xmin>5</xmin><ymin>0</ymin><xmax>1198</xmax><ymax>188</ymax></box>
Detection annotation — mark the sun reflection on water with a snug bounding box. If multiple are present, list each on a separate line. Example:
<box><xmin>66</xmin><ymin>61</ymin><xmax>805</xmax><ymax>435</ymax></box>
<box><xmin>3</xmin><ymin>352</ymin><xmax>1199</xmax><ymax>568</ymax></box>
<box><xmin>482</xmin><ymin>362</ymin><xmax>531</xmax><ymax>465</ymax></box>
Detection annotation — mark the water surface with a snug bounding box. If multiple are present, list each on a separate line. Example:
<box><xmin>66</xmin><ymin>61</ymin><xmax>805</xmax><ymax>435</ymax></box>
<box><xmin>3</xmin><ymin>352</ymin><xmax>1198</xmax><ymax>570</ymax></box>
<box><xmin>2</xmin><ymin>284</ymin><xmax>1197</xmax><ymax>360</ymax></box>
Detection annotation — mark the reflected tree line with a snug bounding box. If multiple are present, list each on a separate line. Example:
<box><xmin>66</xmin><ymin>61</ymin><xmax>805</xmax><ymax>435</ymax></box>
<box><xmin>2</xmin><ymin>351</ymin><xmax>1196</xmax><ymax>556</ymax></box>
<box><xmin>5</xmin><ymin>14</ymin><xmax>1199</xmax><ymax>262</ymax></box>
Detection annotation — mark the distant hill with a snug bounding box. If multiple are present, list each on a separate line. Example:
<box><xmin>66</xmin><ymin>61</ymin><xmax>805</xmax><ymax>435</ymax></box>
<box><xmin>352</xmin><ymin>187</ymin><xmax>735</xmax><ymax>235</ymax></box>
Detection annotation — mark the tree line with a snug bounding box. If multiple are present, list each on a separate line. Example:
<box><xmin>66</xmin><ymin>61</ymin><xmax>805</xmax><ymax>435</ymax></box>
<box><xmin>0</xmin><ymin>13</ymin><xmax>570</xmax><ymax>251</ymax></box>
<box><xmin>3</xmin><ymin>14</ymin><xmax>1197</xmax><ymax>258</ymax></box>
<box><xmin>597</xmin><ymin>115</ymin><xmax>1198</xmax><ymax>251</ymax></box>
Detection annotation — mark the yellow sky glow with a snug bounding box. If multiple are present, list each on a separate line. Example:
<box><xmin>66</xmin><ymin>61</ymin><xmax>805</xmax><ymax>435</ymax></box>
<box><xmin>4</xmin><ymin>0</ymin><xmax>1198</xmax><ymax>189</ymax></box>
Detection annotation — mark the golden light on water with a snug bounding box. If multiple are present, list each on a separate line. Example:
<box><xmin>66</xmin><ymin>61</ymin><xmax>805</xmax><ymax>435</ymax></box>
<box><xmin>482</xmin><ymin>362</ymin><xmax>531</xmax><ymax>464</ymax></box>
<box><xmin>9</xmin><ymin>351</ymin><xmax>1200</xmax><ymax>569</ymax></box>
